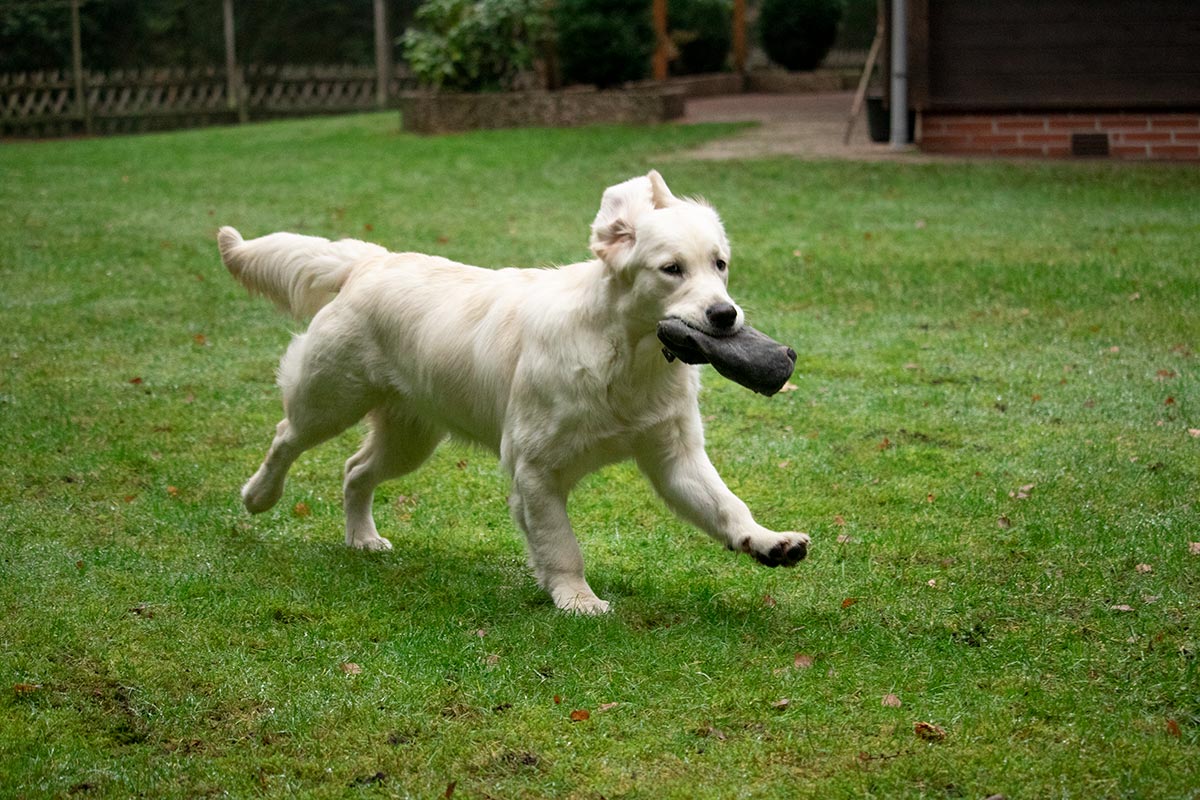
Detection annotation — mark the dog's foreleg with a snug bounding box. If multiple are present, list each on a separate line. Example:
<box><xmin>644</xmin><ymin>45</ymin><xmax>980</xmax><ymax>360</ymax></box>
<box><xmin>637</xmin><ymin>421</ymin><xmax>809</xmax><ymax>567</ymax></box>
<box><xmin>509</xmin><ymin>465</ymin><xmax>610</xmax><ymax>614</ymax></box>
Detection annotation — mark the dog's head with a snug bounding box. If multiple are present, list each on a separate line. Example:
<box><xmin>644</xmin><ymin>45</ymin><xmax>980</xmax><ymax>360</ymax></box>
<box><xmin>590</xmin><ymin>170</ymin><xmax>740</xmax><ymax>336</ymax></box>
<box><xmin>590</xmin><ymin>171</ymin><xmax>797</xmax><ymax>396</ymax></box>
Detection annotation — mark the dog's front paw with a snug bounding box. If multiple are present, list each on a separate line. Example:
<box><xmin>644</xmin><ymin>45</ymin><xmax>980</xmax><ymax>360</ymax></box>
<box><xmin>551</xmin><ymin>587</ymin><xmax>611</xmax><ymax>615</ymax></box>
<box><xmin>739</xmin><ymin>531</ymin><xmax>810</xmax><ymax>568</ymax></box>
<box><xmin>348</xmin><ymin>533</ymin><xmax>393</xmax><ymax>552</ymax></box>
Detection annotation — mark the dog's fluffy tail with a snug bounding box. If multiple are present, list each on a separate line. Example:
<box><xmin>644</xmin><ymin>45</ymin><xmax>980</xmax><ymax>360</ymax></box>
<box><xmin>217</xmin><ymin>226</ymin><xmax>387</xmax><ymax>319</ymax></box>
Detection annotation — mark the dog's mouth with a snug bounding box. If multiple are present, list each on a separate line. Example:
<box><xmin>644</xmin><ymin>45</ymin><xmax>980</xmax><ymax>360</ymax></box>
<box><xmin>656</xmin><ymin>318</ymin><xmax>797</xmax><ymax>397</ymax></box>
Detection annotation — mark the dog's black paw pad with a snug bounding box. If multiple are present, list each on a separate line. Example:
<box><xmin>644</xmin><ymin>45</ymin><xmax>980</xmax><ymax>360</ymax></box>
<box><xmin>752</xmin><ymin>539</ymin><xmax>808</xmax><ymax>568</ymax></box>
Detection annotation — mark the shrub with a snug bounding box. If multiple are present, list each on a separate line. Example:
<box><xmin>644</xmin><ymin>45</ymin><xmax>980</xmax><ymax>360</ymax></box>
<box><xmin>759</xmin><ymin>0</ymin><xmax>844</xmax><ymax>72</ymax></box>
<box><xmin>669</xmin><ymin>0</ymin><xmax>732</xmax><ymax>75</ymax></box>
<box><xmin>836</xmin><ymin>0</ymin><xmax>880</xmax><ymax>50</ymax></box>
<box><xmin>402</xmin><ymin>0</ymin><xmax>551</xmax><ymax>92</ymax></box>
<box><xmin>554</xmin><ymin>0</ymin><xmax>654</xmax><ymax>89</ymax></box>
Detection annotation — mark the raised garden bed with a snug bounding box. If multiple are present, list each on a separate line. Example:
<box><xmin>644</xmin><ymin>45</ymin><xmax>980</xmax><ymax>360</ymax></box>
<box><xmin>400</xmin><ymin>85</ymin><xmax>686</xmax><ymax>134</ymax></box>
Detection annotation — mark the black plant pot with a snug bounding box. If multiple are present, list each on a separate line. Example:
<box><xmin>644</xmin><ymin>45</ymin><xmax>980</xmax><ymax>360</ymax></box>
<box><xmin>866</xmin><ymin>95</ymin><xmax>914</xmax><ymax>143</ymax></box>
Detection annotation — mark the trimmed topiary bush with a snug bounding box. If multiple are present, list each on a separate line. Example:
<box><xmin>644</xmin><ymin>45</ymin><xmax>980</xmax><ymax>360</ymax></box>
<box><xmin>555</xmin><ymin>0</ymin><xmax>654</xmax><ymax>89</ymax></box>
<box><xmin>759</xmin><ymin>0</ymin><xmax>844</xmax><ymax>72</ymax></box>
<box><xmin>669</xmin><ymin>0</ymin><xmax>733</xmax><ymax>75</ymax></box>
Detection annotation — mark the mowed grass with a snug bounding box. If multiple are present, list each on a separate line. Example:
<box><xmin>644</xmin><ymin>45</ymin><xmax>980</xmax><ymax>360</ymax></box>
<box><xmin>1</xmin><ymin>112</ymin><xmax>1198</xmax><ymax>799</ymax></box>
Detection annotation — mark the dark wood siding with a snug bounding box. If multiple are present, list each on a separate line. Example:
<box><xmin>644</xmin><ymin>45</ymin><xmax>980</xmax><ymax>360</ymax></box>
<box><xmin>909</xmin><ymin>0</ymin><xmax>1200</xmax><ymax>111</ymax></box>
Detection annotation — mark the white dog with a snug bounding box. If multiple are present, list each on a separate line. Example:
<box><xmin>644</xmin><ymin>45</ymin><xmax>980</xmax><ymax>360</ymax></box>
<box><xmin>218</xmin><ymin>171</ymin><xmax>808</xmax><ymax>614</ymax></box>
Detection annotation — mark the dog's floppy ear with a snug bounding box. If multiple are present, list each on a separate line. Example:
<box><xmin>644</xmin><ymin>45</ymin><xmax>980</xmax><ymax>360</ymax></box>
<box><xmin>590</xmin><ymin>174</ymin><xmax>651</xmax><ymax>262</ymax></box>
<box><xmin>590</xmin><ymin>170</ymin><xmax>678</xmax><ymax>264</ymax></box>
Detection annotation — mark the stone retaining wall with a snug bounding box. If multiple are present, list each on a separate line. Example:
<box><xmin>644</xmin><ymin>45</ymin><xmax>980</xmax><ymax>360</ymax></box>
<box><xmin>400</xmin><ymin>86</ymin><xmax>686</xmax><ymax>135</ymax></box>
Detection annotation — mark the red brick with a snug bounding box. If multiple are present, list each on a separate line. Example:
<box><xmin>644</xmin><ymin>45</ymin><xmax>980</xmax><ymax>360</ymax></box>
<box><xmin>995</xmin><ymin>117</ymin><xmax>1048</xmax><ymax>132</ymax></box>
<box><xmin>1097</xmin><ymin>115</ymin><xmax>1149</xmax><ymax>131</ymax></box>
<box><xmin>1148</xmin><ymin>144</ymin><xmax>1200</xmax><ymax>158</ymax></box>
<box><xmin>1047</xmin><ymin>116</ymin><xmax>1101</xmax><ymax>130</ymax></box>
<box><xmin>1019</xmin><ymin>133</ymin><xmax>1070</xmax><ymax>145</ymax></box>
<box><xmin>1044</xmin><ymin>146</ymin><xmax>1072</xmax><ymax>158</ymax></box>
<box><xmin>1117</xmin><ymin>131</ymin><xmax>1173</xmax><ymax>144</ymax></box>
<box><xmin>1150</xmin><ymin>115</ymin><xmax>1200</xmax><ymax>130</ymax></box>
<box><xmin>1110</xmin><ymin>144</ymin><xmax>1150</xmax><ymax>158</ymax></box>
<box><xmin>920</xmin><ymin>133</ymin><xmax>972</xmax><ymax>149</ymax></box>
<box><xmin>937</xmin><ymin>120</ymin><xmax>998</xmax><ymax>134</ymax></box>
<box><xmin>1171</xmin><ymin>131</ymin><xmax>1200</xmax><ymax>142</ymax></box>
<box><xmin>995</xmin><ymin>146</ymin><xmax>1046</xmax><ymax>157</ymax></box>
<box><xmin>971</xmin><ymin>134</ymin><xmax>1021</xmax><ymax>148</ymax></box>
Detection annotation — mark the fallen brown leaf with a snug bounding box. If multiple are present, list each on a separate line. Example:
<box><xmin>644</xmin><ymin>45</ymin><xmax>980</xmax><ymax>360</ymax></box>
<box><xmin>1010</xmin><ymin>484</ymin><xmax>1035</xmax><ymax>500</ymax></box>
<box><xmin>1110</xmin><ymin>604</ymin><xmax>1135</xmax><ymax>613</ymax></box>
<box><xmin>1166</xmin><ymin>718</ymin><xmax>1182</xmax><ymax>737</ymax></box>
<box><xmin>833</xmin><ymin>514</ymin><xmax>846</xmax><ymax>526</ymax></box>
<box><xmin>882</xmin><ymin>693</ymin><xmax>902</xmax><ymax>708</ymax></box>
<box><xmin>596</xmin><ymin>702</ymin><xmax>620</xmax><ymax>713</ymax></box>
<box><xmin>293</xmin><ymin>502</ymin><xmax>311</xmax><ymax>517</ymax></box>
<box><xmin>1190</xmin><ymin>542</ymin><xmax>1200</xmax><ymax>555</ymax></box>
<box><xmin>569</xmin><ymin>709</ymin><xmax>590</xmax><ymax>722</ymax></box>
<box><xmin>841</xmin><ymin>597</ymin><xmax>859</xmax><ymax>610</ymax></box>
<box><xmin>913</xmin><ymin>721</ymin><xmax>946</xmax><ymax>741</ymax></box>
<box><xmin>997</xmin><ymin>515</ymin><xmax>1012</xmax><ymax>529</ymax></box>
<box><xmin>778</xmin><ymin>381</ymin><xmax>800</xmax><ymax>393</ymax></box>
<box><xmin>341</xmin><ymin>662</ymin><xmax>363</xmax><ymax>675</ymax></box>
<box><xmin>13</xmin><ymin>683</ymin><xmax>42</xmax><ymax>696</ymax></box>
<box><xmin>762</xmin><ymin>594</ymin><xmax>777</xmax><ymax>608</ymax></box>
<box><xmin>696</xmin><ymin>724</ymin><xmax>727</xmax><ymax>740</ymax></box>
<box><xmin>1135</xmin><ymin>563</ymin><xmax>1153</xmax><ymax>574</ymax></box>
<box><xmin>794</xmin><ymin>653</ymin><xmax>814</xmax><ymax>669</ymax></box>
<box><xmin>771</xmin><ymin>698</ymin><xmax>790</xmax><ymax>710</ymax></box>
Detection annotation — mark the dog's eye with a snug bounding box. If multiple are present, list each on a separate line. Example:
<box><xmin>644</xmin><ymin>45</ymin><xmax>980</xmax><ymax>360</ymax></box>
<box><xmin>715</xmin><ymin>259</ymin><xmax>727</xmax><ymax>272</ymax></box>
<box><xmin>661</xmin><ymin>263</ymin><xmax>683</xmax><ymax>276</ymax></box>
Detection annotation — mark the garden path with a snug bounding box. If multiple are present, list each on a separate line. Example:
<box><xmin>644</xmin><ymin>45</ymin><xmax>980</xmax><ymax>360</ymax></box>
<box><xmin>682</xmin><ymin>91</ymin><xmax>939</xmax><ymax>162</ymax></box>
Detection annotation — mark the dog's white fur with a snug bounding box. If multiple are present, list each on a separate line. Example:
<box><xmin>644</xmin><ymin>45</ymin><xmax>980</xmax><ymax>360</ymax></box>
<box><xmin>218</xmin><ymin>171</ymin><xmax>808</xmax><ymax>614</ymax></box>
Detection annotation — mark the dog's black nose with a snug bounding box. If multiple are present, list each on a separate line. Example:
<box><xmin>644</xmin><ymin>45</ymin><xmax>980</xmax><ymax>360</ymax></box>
<box><xmin>706</xmin><ymin>303</ymin><xmax>738</xmax><ymax>330</ymax></box>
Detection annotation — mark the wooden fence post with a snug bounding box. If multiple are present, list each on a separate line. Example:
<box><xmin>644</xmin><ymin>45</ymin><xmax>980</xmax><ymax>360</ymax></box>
<box><xmin>222</xmin><ymin>0</ymin><xmax>247</xmax><ymax>123</ymax></box>
<box><xmin>69</xmin><ymin>0</ymin><xmax>90</xmax><ymax>133</ymax></box>
<box><xmin>373</xmin><ymin>0</ymin><xmax>391</xmax><ymax>108</ymax></box>
<box><xmin>652</xmin><ymin>0</ymin><xmax>668</xmax><ymax>80</ymax></box>
<box><xmin>732</xmin><ymin>0</ymin><xmax>746</xmax><ymax>74</ymax></box>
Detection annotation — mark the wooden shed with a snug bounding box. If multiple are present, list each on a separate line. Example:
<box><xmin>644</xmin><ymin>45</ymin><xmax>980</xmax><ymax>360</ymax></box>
<box><xmin>893</xmin><ymin>0</ymin><xmax>1200</xmax><ymax>159</ymax></box>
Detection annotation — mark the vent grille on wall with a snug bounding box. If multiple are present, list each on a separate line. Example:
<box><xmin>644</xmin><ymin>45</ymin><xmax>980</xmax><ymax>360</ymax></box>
<box><xmin>1071</xmin><ymin>133</ymin><xmax>1110</xmax><ymax>157</ymax></box>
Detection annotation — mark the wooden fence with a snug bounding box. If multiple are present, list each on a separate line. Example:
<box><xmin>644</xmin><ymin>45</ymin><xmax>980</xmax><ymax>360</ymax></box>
<box><xmin>1</xmin><ymin>64</ymin><xmax>417</xmax><ymax>137</ymax></box>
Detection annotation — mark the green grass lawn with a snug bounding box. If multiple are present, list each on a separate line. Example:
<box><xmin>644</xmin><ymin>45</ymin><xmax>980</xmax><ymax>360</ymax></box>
<box><xmin>1</xmin><ymin>113</ymin><xmax>1198</xmax><ymax>799</ymax></box>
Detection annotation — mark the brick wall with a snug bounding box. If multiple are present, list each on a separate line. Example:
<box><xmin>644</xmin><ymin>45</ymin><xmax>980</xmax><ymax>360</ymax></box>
<box><xmin>920</xmin><ymin>112</ymin><xmax>1200</xmax><ymax>160</ymax></box>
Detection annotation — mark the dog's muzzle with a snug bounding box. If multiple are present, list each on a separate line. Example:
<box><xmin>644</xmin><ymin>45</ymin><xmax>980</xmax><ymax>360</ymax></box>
<box><xmin>656</xmin><ymin>318</ymin><xmax>797</xmax><ymax>397</ymax></box>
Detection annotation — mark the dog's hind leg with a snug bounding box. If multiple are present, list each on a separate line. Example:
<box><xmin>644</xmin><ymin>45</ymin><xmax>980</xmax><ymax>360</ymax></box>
<box><xmin>343</xmin><ymin>407</ymin><xmax>444</xmax><ymax>551</ymax></box>
<box><xmin>242</xmin><ymin>335</ymin><xmax>373</xmax><ymax>516</ymax></box>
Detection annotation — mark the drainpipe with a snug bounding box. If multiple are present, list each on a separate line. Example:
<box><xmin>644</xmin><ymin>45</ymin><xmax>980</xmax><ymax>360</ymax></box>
<box><xmin>889</xmin><ymin>0</ymin><xmax>908</xmax><ymax>148</ymax></box>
